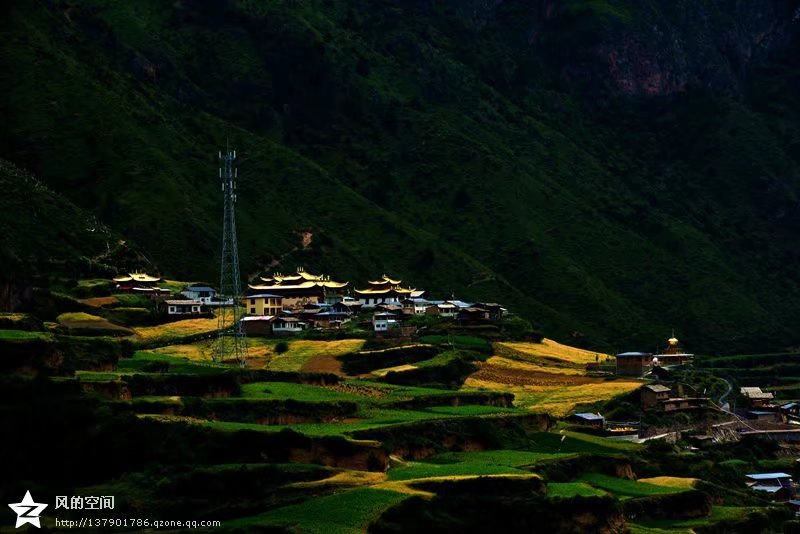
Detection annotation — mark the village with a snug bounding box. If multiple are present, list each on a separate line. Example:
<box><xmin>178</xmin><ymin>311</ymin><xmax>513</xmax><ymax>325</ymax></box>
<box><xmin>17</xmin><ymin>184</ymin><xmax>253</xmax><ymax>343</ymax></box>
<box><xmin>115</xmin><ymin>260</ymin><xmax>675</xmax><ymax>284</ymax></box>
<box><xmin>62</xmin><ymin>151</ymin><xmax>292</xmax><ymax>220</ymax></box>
<box><xmin>111</xmin><ymin>267</ymin><xmax>508</xmax><ymax>337</ymax></box>
<box><xmin>39</xmin><ymin>266</ymin><xmax>790</xmax><ymax>519</ymax></box>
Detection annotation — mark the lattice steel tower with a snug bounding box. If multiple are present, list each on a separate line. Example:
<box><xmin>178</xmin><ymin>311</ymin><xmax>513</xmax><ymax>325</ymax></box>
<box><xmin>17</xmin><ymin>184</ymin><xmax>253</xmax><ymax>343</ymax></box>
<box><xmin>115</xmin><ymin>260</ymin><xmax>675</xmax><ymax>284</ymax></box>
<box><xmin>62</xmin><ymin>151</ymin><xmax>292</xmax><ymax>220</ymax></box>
<box><xmin>212</xmin><ymin>148</ymin><xmax>248</xmax><ymax>366</ymax></box>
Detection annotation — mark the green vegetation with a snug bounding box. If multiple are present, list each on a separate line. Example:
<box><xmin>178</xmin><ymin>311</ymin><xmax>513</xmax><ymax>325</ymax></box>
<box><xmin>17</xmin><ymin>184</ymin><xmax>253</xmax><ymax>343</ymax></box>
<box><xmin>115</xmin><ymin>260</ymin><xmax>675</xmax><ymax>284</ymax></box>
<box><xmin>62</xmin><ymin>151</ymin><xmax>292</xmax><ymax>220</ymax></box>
<box><xmin>3</xmin><ymin>2</ymin><xmax>800</xmax><ymax>354</ymax></box>
<box><xmin>0</xmin><ymin>329</ymin><xmax>50</xmax><ymax>340</ymax></box>
<box><xmin>578</xmin><ymin>473</ymin><xmax>688</xmax><ymax>499</ymax></box>
<box><xmin>226</xmin><ymin>488</ymin><xmax>409</xmax><ymax>533</ymax></box>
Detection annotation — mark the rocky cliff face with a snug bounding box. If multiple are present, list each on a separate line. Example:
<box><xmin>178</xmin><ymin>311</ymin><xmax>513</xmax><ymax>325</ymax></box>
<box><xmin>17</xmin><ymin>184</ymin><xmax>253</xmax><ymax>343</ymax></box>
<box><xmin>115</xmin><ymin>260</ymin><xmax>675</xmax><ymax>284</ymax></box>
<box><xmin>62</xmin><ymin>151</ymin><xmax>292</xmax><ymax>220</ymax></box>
<box><xmin>592</xmin><ymin>1</ymin><xmax>800</xmax><ymax>96</ymax></box>
<box><xmin>451</xmin><ymin>0</ymin><xmax>800</xmax><ymax>96</ymax></box>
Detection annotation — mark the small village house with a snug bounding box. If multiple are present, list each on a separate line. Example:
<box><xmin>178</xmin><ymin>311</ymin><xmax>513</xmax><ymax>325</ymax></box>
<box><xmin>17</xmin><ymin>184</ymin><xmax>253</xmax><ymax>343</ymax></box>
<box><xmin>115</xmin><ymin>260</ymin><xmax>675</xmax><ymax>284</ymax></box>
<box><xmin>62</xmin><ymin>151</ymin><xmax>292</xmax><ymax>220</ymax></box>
<box><xmin>456</xmin><ymin>306</ymin><xmax>491</xmax><ymax>325</ymax></box>
<box><xmin>746</xmin><ymin>472</ymin><xmax>794</xmax><ymax>501</ymax></box>
<box><xmin>426</xmin><ymin>302</ymin><xmax>458</xmax><ymax>318</ymax></box>
<box><xmin>333</xmin><ymin>298</ymin><xmax>362</xmax><ymax>314</ymax></box>
<box><xmin>641</xmin><ymin>384</ymin><xmax>671</xmax><ymax>409</ymax></box>
<box><xmin>312</xmin><ymin>311</ymin><xmax>350</xmax><ymax>328</ymax></box>
<box><xmin>245</xmin><ymin>294</ymin><xmax>283</xmax><ymax>316</ymax></box>
<box><xmin>164</xmin><ymin>299</ymin><xmax>203</xmax><ymax>316</ymax></box>
<box><xmin>569</xmin><ymin>412</ymin><xmax>605</xmax><ymax>429</ymax></box>
<box><xmin>373</xmin><ymin>312</ymin><xmax>399</xmax><ymax>333</ymax></box>
<box><xmin>747</xmin><ymin>410</ymin><xmax>779</xmax><ymax>422</ymax></box>
<box><xmin>780</xmin><ymin>402</ymin><xmax>800</xmax><ymax>424</ymax></box>
<box><xmin>181</xmin><ymin>285</ymin><xmax>217</xmax><ymax>304</ymax></box>
<box><xmin>740</xmin><ymin>387</ymin><xmax>775</xmax><ymax>408</ymax></box>
<box><xmin>615</xmin><ymin>352</ymin><xmax>654</xmax><ymax>377</ymax></box>
<box><xmin>272</xmin><ymin>316</ymin><xmax>305</xmax><ymax>334</ymax></box>
<box><xmin>403</xmin><ymin>297</ymin><xmax>434</xmax><ymax>315</ymax></box>
<box><xmin>240</xmin><ymin>315</ymin><xmax>274</xmax><ymax>337</ymax></box>
<box><xmin>661</xmin><ymin>397</ymin><xmax>708</xmax><ymax>412</ymax></box>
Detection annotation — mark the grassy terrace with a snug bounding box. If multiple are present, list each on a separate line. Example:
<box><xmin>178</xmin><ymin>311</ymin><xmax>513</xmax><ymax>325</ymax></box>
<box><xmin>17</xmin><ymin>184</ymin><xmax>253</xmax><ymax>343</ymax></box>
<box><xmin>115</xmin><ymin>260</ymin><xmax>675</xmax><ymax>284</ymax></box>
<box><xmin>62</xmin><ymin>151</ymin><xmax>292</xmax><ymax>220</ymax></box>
<box><xmin>0</xmin><ymin>328</ymin><xmax>50</xmax><ymax>340</ymax></box>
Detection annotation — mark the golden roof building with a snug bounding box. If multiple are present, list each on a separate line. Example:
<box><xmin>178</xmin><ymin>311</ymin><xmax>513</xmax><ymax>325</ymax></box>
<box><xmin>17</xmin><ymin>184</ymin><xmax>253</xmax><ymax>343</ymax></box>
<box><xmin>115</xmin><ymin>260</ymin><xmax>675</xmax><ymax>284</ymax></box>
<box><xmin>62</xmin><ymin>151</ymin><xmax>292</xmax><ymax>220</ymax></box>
<box><xmin>248</xmin><ymin>267</ymin><xmax>348</xmax><ymax>307</ymax></box>
<box><xmin>355</xmin><ymin>275</ymin><xmax>415</xmax><ymax>307</ymax></box>
<box><xmin>112</xmin><ymin>272</ymin><xmax>164</xmax><ymax>292</ymax></box>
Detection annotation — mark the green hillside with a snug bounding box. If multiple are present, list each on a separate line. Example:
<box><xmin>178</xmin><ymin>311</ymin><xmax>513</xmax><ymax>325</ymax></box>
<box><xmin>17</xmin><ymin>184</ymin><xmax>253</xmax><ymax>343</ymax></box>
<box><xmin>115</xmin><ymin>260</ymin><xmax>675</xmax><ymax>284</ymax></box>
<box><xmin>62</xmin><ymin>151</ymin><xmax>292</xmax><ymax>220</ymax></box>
<box><xmin>1</xmin><ymin>0</ymin><xmax>800</xmax><ymax>353</ymax></box>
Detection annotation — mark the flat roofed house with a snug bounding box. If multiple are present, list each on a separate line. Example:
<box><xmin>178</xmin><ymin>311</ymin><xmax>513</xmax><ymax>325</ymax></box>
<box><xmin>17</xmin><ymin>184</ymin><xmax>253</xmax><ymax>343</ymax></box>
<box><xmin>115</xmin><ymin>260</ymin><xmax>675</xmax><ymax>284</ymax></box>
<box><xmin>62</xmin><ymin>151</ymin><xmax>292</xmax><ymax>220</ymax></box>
<box><xmin>746</xmin><ymin>472</ymin><xmax>793</xmax><ymax>501</ymax></box>
<box><xmin>273</xmin><ymin>316</ymin><xmax>305</xmax><ymax>334</ymax></box>
<box><xmin>741</xmin><ymin>387</ymin><xmax>775</xmax><ymax>408</ymax></box>
<box><xmin>240</xmin><ymin>315</ymin><xmax>274</xmax><ymax>337</ymax></box>
<box><xmin>746</xmin><ymin>472</ymin><xmax>793</xmax><ymax>487</ymax></box>
<box><xmin>569</xmin><ymin>412</ymin><xmax>605</xmax><ymax>428</ymax></box>
<box><xmin>164</xmin><ymin>299</ymin><xmax>203</xmax><ymax>315</ymax></box>
<box><xmin>615</xmin><ymin>352</ymin><xmax>654</xmax><ymax>377</ymax></box>
<box><xmin>641</xmin><ymin>384</ymin><xmax>672</xmax><ymax>409</ymax></box>
<box><xmin>661</xmin><ymin>397</ymin><xmax>708</xmax><ymax>412</ymax></box>
<box><xmin>355</xmin><ymin>275</ymin><xmax>416</xmax><ymax>307</ymax></box>
<box><xmin>244</xmin><ymin>294</ymin><xmax>283</xmax><ymax>316</ymax></box>
<box><xmin>426</xmin><ymin>302</ymin><xmax>458</xmax><ymax>318</ymax></box>
<box><xmin>248</xmin><ymin>267</ymin><xmax>348</xmax><ymax>308</ymax></box>
<box><xmin>181</xmin><ymin>285</ymin><xmax>217</xmax><ymax>304</ymax></box>
<box><xmin>333</xmin><ymin>298</ymin><xmax>363</xmax><ymax>314</ymax></box>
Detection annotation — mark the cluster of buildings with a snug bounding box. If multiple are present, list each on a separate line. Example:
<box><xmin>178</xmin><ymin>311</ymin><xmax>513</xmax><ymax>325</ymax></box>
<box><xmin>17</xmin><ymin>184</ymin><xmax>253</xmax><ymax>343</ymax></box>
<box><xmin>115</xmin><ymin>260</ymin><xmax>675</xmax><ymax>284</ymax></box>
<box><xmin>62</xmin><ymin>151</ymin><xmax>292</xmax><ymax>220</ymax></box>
<box><xmin>240</xmin><ymin>268</ymin><xmax>506</xmax><ymax>337</ymax></box>
<box><xmin>614</xmin><ymin>335</ymin><xmax>695</xmax><ymax>377</ymax></box>
<box><xmin>110</xmin><ymin>268</ymin><xmax>507</xmax><ymax>336</ymax></box>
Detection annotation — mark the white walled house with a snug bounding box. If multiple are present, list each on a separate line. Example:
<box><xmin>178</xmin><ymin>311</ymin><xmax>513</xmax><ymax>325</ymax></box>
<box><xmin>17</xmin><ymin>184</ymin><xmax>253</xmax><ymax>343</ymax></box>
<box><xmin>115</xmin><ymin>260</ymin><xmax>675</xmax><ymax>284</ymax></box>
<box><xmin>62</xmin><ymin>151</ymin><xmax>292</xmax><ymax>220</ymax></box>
<box><xmin>165</xmin><ymin>299</ymin><xmax>203</xmax><ymax>315</ymax></box>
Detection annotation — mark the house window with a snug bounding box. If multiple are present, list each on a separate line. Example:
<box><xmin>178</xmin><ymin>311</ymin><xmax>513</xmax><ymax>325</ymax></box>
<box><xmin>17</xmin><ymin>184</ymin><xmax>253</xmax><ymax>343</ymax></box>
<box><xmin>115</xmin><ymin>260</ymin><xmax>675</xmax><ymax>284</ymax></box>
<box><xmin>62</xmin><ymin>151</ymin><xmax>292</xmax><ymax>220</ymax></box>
<box><xmin>168</xmin><ymin>306</ymin><xmax>175</xmax><ymax>313</ymax></box>
<box><xmin>250</xmin><ymin>308</ymin><xmax>255</xmax><ymax>314</ymax></box>
<box><xmin>250</xmin><ymin>298</ymin><xmax>255</xmax><ymax>304</ymax></box>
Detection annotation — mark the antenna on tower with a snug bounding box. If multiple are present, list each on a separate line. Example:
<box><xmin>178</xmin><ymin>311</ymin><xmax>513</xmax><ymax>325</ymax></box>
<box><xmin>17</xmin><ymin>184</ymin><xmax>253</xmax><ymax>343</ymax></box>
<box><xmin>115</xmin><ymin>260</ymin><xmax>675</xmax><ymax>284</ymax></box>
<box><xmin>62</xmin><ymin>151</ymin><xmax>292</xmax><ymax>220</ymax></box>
<box><xmin>212</xmin><ymin>147</ymin><xmax>248</xmax><ymax>366</ymax></box>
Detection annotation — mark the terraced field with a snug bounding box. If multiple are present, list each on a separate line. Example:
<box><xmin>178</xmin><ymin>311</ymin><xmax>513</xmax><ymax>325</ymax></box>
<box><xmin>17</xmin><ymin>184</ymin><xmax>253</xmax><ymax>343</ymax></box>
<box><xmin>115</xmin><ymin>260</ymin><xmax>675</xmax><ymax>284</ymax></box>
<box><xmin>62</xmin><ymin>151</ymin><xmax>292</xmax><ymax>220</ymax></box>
<box><xmin>5</xmin><ymin>313</ymin><xmax>790</xmax><ymax>532</ymax></box>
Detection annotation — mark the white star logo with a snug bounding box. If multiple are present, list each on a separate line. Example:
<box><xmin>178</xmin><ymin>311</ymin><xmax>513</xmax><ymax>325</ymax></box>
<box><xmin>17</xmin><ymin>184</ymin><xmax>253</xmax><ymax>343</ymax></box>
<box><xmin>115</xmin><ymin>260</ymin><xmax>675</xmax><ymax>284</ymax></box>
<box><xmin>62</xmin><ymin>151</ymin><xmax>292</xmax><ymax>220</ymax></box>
<box><xmin>8</xmin><ymin>491</ymin><xmax>48</xmax><ymax>528</ymax></box>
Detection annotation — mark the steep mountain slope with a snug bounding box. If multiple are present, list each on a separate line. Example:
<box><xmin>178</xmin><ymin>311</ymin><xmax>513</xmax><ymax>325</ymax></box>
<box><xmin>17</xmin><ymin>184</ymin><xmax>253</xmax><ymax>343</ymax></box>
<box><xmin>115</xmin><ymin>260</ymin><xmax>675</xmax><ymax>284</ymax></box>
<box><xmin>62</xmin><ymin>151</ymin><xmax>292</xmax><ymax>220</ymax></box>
<box><xmin>1</xmin><ymin>0</ymin><xmax>800</xmax><ymax>353</ymax></box>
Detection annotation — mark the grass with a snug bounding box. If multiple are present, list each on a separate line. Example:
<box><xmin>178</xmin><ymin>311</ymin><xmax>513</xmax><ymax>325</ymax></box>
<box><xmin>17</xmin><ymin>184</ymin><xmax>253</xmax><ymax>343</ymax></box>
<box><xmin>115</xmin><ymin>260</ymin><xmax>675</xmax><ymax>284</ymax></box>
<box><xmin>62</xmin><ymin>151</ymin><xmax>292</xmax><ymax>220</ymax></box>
<box><xmin>178</xmin><ymin>405</ymin><xmax>517</xmax><ymax>436</ymax></box>
<box><xmin>547</xmin><ymin>482</ymin><xmax>608</xmax><ymax>498</ymax></box>
<box><xmin>0</xmin><ymin>329</ymin><xmax>49</xmax><ymax>340</ymax></box>
<box><xmin>630</xmin><ymin>506</ymin><xmax>764</xmax><ymax>531</ymax></box>
<box><xmin>578</xmin><ymin>473</ymin><xmax>689</xmax><ymax>499</ymax></box>
<box><xmin>266</xmin><ymin>339</ymin><xmax>365</xmax><ymax>372</ymax></box>
<box><xmin>637</xmin><ymin>476</ymin><xmax>698</xmax><ymax>489</ymax></box>
<box><xmin>418</xmin><ymin>335</ymin><xmax>491</xmax><ymax>352</ymax></box>
<box><xmin>56</xmin><ymin>312</ymin><xmax>133</xmax><ymax>335</ymax></box>
<box><xmin>388</xmin><ymin>449</ymin><xmax>572</xmax><ymax>481</ymax></box>
<box><xmin>118</xmin><ymin>350</ymin><xmax>228</xmax><ymax>374</ymax></box>
<box><xmin>387</xmin><ymin>461</ymin><xmax>528</xmax><ymax>481</ymax></box>
<box><xmin>222</xmin><ymin>487</ymin><xmax>409</xmax><ymax>533</ymax></box>
<box><xmin>240</xmin><ymin>382</ymin><xmax>367</xmax><ymax>402</ymax></box>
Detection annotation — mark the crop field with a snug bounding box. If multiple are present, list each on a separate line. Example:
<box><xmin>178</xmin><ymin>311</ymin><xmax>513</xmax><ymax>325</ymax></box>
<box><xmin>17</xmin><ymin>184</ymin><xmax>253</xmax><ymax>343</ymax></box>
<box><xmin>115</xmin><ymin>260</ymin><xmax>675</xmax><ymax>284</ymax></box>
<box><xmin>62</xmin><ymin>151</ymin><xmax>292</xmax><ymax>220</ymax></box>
<box><xmin>497</xmin><ymin>339</ymin><xmax>611</xmax><ymax>366</ymax></box>
<box><xmin>133</xmin><ymin>314</ymin><xmax>231</xmax><ymax>343</ymax></box>
<box><xmin>464</xmin><ymin>359</ymin><xmax>641</xmax><ymax>415</ymax></box>
<box><xmin>56</xmin><ymin>312</ymin><xmax>133</xmax><ymax>336</ymax></box>
<box><xmin>13</xmin><ymin>311</ymin><xmax>785</xmax><ymax>533</ymax></box>
<box><xmin>78</xmin><ymin>295</ymin><xmax>120</xmax><ymax>307</ymax></box>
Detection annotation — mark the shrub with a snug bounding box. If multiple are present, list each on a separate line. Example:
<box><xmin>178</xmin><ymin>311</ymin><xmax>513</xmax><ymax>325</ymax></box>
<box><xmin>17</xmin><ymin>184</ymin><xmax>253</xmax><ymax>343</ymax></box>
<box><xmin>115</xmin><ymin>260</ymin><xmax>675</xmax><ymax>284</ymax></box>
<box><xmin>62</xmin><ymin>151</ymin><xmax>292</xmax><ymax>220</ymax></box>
<box><xmin>274</xmin><ymin>341</ymin><xmax>289</xmax><ymax>354</ymax></box>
